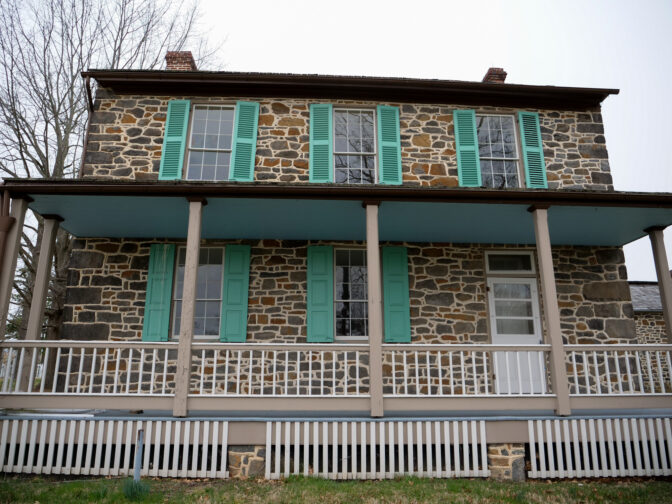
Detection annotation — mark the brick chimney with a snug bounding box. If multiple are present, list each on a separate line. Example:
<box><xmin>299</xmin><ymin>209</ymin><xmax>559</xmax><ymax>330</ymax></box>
<box><xmin>482</xmin><ymin>67</ymin><xmax>507</xmax><ymax>83</ymax></box>
<box><xmin>165</xmin><ymin>51</ymin><xmax>197</xmax><ymax>71</ymax></box>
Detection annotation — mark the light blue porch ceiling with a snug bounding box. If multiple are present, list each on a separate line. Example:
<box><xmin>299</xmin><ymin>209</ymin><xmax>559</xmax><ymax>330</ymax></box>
<box><xmin>27</xmin><ymin>194</ymin><xmax>672</xmax><ymax>246</ymax></box>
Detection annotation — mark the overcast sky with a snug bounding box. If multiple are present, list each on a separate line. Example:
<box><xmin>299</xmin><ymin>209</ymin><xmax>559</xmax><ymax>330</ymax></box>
<box><xmin>200</xmin><ymin>0</ymin><xmax>672</xmax><ymax>280</ymax></box>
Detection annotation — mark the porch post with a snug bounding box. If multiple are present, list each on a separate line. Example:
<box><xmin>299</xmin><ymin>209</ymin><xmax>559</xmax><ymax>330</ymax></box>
<box><xmin>646</xmin><ymin>226</ymin><xmax>672</xmax><ymax>342</ymax></box>
<box><xmin>0</xmin><ymin>198</ymin><xmax>28</xmax><ymax>339</ymax></box>
<box><xmin>21</xmin><ymin>216</ymin><xmax>60</xmax><ymax>391</ymax></box>
<box><xmin>25</xmin><ymin>217</ymin><xmax>60</xmax><ymax>341</ymax></box>
<box><xmin>366</xmin><ymin>203</ymin><xmax>384</xmax><ymax>417</ymax></box>
<box><xmin>173</xmin><ymin>199</ymin><xmax>204</xmax><ymax>417</ymax></box>
<box><xmin>530</xmin><ymin>206</ymin><xmax>571</xmax><ymax>416</ymax></box>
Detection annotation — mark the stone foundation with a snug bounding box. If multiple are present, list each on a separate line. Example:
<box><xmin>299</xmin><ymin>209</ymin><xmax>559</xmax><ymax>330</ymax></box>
<box><xmin>228</xmin><ymin>445</ymin><xmax>266</xmax><ymax>478</ymax></box>
<box><xmin>488</xmin><ymin>443</ymin><xmax>526</xmax><ymax>481</ymax></box>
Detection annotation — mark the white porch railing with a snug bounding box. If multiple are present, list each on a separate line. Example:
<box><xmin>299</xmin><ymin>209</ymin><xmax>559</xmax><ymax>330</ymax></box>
<box><xmin>382</xmin><ymin>344</ymin><xmax>554</xmax><ymax>397</ymax></box>
<box><xmin>565</xmin><ymin>345</ymin><xmax>672</xmax><ymax>396</ymax></box>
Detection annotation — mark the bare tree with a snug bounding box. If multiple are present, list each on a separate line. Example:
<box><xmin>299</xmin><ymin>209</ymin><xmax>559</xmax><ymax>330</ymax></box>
<box><xmin>0</xmin><ymin>0</ymin><xmax>219</xmax><ymax>340</ymax></box>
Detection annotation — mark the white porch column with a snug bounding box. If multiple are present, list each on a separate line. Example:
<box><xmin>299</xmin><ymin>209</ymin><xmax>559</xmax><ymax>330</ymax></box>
<box><xmin>366</xmin><ymin>203</ymin><xmax>384</xmax><ymax>417</ymax></box>
<box><xmin>0</xmin><ymin>198</ymin><xmax>28</xmax><ymax>339</ymax></box>
<box><xmin>646</xmin><ymin>226</ymin><xmax>672</xmax><ymax>342</ymax></box>
<box><xmin>173</xmin><ymin>199</ymin><xmax>204</xmax><ymax>417</ymax></box>
<box><xmin>25</xmin><ymin>216</ymin><xmax>60</xmax><ymax>341</ymax></box>
<box><xmin>531</xmin><ymin>206</ymin><xmax>571</xmax><ymax>416</ymax></box>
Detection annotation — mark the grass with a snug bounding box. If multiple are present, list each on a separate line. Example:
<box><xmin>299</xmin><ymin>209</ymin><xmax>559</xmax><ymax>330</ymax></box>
<box><xmin>0</xmin><ymin>474</ymin><xmax>670</xmax><ymax>503</ymax></box>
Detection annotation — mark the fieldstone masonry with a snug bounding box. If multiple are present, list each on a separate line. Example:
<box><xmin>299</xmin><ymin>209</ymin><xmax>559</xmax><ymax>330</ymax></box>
<box><xmin>228</xmin><ymin>445</ymin><xmax>265</xmax><ymax>478</ymax></box>
<box><xmin>488</xmin><ymin>443</ymin><xmax>526</xmax><ymax>481</ymax></box>
<box><xmin>81</xmin><ymin>90</ymin><xmax>614</xmax><ymax>191</ymax></box>
<box><xmin>635</xmin><ymin>312</ymin><xmax>666</xmax><ymax>344</ymax></box>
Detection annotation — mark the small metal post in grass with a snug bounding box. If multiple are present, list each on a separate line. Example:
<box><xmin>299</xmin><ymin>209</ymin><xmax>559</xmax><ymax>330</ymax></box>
<box><xmin>134</xmin><ymin>428</ymin><xmax>144</xmax><ymax>482</ymax></box>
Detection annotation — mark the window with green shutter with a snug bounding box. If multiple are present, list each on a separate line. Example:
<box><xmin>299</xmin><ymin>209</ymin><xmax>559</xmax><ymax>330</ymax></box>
<box><xmin>159</xmin><ymin>101</ymin><xmax>191</xmax><ymax>180</ymax></box>
<box><xmin>309</xmin><ymin>104</ymin><xmax>333</xmax><ymax>183</ymax></box>
<box><xmin>453</xmin><ymin>109</ymin><xmax>482</xmax><ymax>187</ymax></box>
<box><xmin>377</xmin><ymin>105</ymin><xmax>402</xmax><ymax>185</ymax></box>
<box><xmin>382</xmin><ymin>247</ymin><xmax>411</xmax><ymax>343</ymax></box>
<box><xmin>142</xmin><ymin>244</ymin><xmax>176</xmax><ymax>341</ymax></box>
<box><xmin>518</xmin><ymin>111</ymin><xmax>548</xmax><ymax>189</ymax></box>
<box><xmin>230</xmin><ymin>101</ymin><xmax>260</xmax><ymax>181</ymax></box>
<box><xmin>219</xmin><ymin>245</ymin><xmax>251</xmax><ymax>342</ymax></box>
<box><xmin>307</xmin><ymin>246</ymin><xmax>334</xmax><ymax>342</ymax></box>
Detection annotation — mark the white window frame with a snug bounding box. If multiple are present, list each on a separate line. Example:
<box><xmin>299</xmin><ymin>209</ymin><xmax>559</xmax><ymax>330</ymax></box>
<box><xmin>485</xmin><ymin>250</ymin><xmax>536</xmax><ymax>275</ymax></box>
<box><xmin>333</xmin><ymin>247</ymin><xmax>369</xmax><ymax>342</ymax></box>
<box><xmin>475</xmin><ymin>113</ymin><xmax>522</xmax><ymax>189</ymax></box>
<box><xmin>171</xmin><ymin>246</ymin><xmax>225</xmax><ymax>341</ymax></box>
<box><xmin>333</xmin><ymin>107</ymin><xmax>378</xmax><ymax>184</ymax></box>
<box><xmin>185</xmin><ymin>104</ymin><xmax>236</xmax><ymax>181</ymax></box>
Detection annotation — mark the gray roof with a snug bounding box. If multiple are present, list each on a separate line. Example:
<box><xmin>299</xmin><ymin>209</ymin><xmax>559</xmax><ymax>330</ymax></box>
<box><xmin>630</xmin><ymin>282</ymin><xmax>663</xmax><ymax>312</ymax></box>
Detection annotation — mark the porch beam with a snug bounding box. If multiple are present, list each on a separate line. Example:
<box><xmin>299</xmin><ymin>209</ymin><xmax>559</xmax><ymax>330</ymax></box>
<box><xmin>646</xmin><ymin>226</ymin><xmax>672</xmax><ymax>342</ymax></box>
<box><xmin>531</xmin><ymin>206</ymin><xmax>571</xmax><ymax>416</ymax></box>
<box><xmin>173</xmin><ymin>199</ymin><xmax>204</xmax><ymax>417</ymax></box>
<box><xmin>0</xmin><ymin>198</ymin><xmax>28</xmax><ymax>339</ymax></box>
<box><xmin>366</xmin><ymin>203</ymin><xmax>384</xmax><ymax>417</ymax></box>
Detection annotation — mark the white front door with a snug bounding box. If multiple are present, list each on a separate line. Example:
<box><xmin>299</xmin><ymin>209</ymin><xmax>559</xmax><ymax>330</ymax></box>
<box><xmin>487</xmin><ymin>277</ymin><xmax>545</xmax><ymax>394</ymax></box>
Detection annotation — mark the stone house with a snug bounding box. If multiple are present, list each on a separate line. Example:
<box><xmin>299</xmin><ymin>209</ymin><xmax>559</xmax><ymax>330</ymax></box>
<box><xmin>630</xmin><ymin>272</ymin><xmax>672</xmax><ymax>344</ymax></box>
<box><xmin>0</xmin><ymin>53</ymin><xmax>671</xmax><ymax>481</ymax></box>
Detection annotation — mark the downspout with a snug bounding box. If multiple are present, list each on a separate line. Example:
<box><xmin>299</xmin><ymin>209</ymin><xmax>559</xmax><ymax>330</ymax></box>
<box><xmin>77</xmin><ymin>76</ymin><xmax>95</xmax><ymax>179</ymax></box>
<box><xmin>0</xmin><ymin>188</ymin><xmax>16</xmax><ymax>275</ymax></box>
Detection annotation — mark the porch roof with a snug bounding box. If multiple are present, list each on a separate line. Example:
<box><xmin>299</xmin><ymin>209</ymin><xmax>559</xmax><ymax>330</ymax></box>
<box><xmin>5</xmin><ymin>179</ymin><xmax>672</xmax><ymax>246</ymax></box>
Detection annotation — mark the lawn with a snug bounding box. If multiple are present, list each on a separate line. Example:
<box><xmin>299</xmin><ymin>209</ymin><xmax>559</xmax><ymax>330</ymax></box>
<box><xmin>0</xmin><ymin>475</ymin><xmax>670</xmax><ymax>503</ymax></box>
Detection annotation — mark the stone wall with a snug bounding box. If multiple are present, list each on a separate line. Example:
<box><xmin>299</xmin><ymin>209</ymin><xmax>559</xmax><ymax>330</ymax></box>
<box><xmin>635</xmin><ymin>312</ymin><xmax>666</xmax><ymax>344</ymax></box>
<box><xmin>63</xmin><ymin>240</ymin><xmax>634</xmax><ymax>345</ymax></box>
<box><xmin>81</xmin><ymin>89</ymin><xmax>613</xmax><ymax>191</ymax></box>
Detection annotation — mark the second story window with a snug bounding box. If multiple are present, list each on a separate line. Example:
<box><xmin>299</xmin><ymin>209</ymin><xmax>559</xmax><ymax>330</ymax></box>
<box><xmin>476</xmin><ymin>115</ymin><xmax>520</xmax><ymax>189</ymax></box>
<box><xmin>334</xmin><ymin>109</ymin><xmax>376</xmax><ymax>184</ymax></box>
<box><xmin>186</xmin><ymin>105</ymin><xmax>235</xmax><ymax>181</ymax></box>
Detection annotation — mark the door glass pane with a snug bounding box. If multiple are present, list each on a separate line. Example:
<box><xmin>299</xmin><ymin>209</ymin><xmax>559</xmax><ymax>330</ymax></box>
<box><xmin>496</xmin><ymin>318</ymin><xmax>535</xmax><ymax>335</ymax></box>
<box><xmin>493</xmin><ymin>283</ymin><xmax>531</xmax><ymax>299</ymax></box>
<box><xmin>494</xmin><ymin>300</ymin><xmax>533</xmax><ymax>317</ymax></box>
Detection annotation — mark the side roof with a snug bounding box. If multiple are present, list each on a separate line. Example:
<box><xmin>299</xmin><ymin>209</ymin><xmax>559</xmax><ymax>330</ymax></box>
<box><xmin>81</xmin><ymin>69</ymin><xmax>619</xmax><ymax>110</ymax></box>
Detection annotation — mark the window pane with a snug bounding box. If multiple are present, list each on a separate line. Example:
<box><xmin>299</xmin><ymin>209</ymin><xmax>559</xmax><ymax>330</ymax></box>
<box><xmin>496</xmin><ymin>318</ymin><xmax>534</xmax><ymax>335</ymax></box>
<box><xmin>495</xmin><ymin>300</ymin><xmax>533</xmax><ymax>317</ymax></box>
<box><xmin>488</xmin><ymin>254</ymin><xmax>533</xmax><ymax>272</ymax></box>
<box><xmin>493</xmin><ymin>282</ymin><xmax>532</xmax><ymax>299</ymax></box>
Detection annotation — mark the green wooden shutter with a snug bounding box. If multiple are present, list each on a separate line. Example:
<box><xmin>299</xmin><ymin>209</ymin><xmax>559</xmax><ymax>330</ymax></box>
<box><xmin>377</xmin><ymin>105</ymin><xmax>402</xmax><ymax>185</ymax></box>
<box><xmin>453</xmin><ymin>109</ymin><xmax>482</xmax><ymax>187</ymax></box>
<box><xmin>518</xmin><ymin>111</ymin><xmax>548</xmax><ymax>189</ymax></box>
<box><xmin>142</xmin><ymin>244</ymin><xmax>176</xmax><ymax>341</ymax></box>
<box><xmin>307</xmin><ymin>246</ymin><xmax>334</xmax><ymax>342</ymax></box>
<box><xmin>159</xmin><ymin>100</ymin><xmax>190</xmax><ymax>180</ymax></box>
<box><xmin>219</xmin><ymin>244</ymin><xmax>251</xmax><ymax>342</ymax></box>
<box><xmin>382</xmin><ymin>247</ymin><xmax>411</xmax><ymax>343</ymax></box>
<box><xmin>309</xmin><ymin>104</ymin><xmax>333</xmax><ymax>183</ymax></box>
<box><xmin>230</xmin><ymin>101</ymin><xmax>260</xmax><ymax>181</ymax></box>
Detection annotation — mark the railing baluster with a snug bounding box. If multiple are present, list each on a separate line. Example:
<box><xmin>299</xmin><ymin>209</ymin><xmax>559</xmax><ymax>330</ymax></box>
<box><xmin>624</xmin><ymin>350</ymin><xmax>633</xmax><ymax>393</ymax></box>
<box><xmin>646</xmin><ymin>351</ymin><xmax>655</xmax><ymax>393</ymax></box>
<box><xmin>403</xmin><ymin>351</ymin><xmax>409</xmax><ymax>396</ymax></box>
<box><xmin>604</xmin><ymin>351</ymin><xmax>612</xmax><ymax>394</ymax></box>
<box><xmin>89</xmin><ymin>348</ymin><xmax>97</xmax><ymax>394</ymax></box>
<box><xmin>52</xmin><ymin>347</ymin><xmax>62</xmax><ymax>393</ymax></box>
<box><xmin>516</xmin><ymin>352</ymin><xmax>523</xmax><ymax>395</ymax></box>
<box><xmin>200</xmin><ymin>349</ymin><xmax>205</xmax><ymax>395</ymax></box>
<box><xmin>320</xmin><ymin>351</ymin><xmax>324</xmax><ymax>396</ymax></box>
<box><xmin>113</xmin><ymin>348</ymin><xmax>121</xmax><ymax>394</ymax></box>
<box><xmin>272</xmin><ymin>351</ymin><xmax>277</xmax><ymax>396</ymax></box>
<box><xmin>344</xmin><ymin>350</ymin><xmax>348</xmax><ymax>396</ymax></box>
<box><xmin>223</xmin><ymin>349</ymin><xmax>230</xmax><ymax>395</ymax></box>
<box><xmin>440</xmin><ymin>351</ymin><xmax>446</xmax><ymax>396</ymax></box>
<box><xmin>14</xmin><ymin>348</ymin><xmax>25</xmax><ymax>392</ymax></box>
<box><xmin>355</xmin><ymin>350</ymin><xmax>360</xmax><ymax>396</ymax></box>
<box><xmin>236</xmin><ymin>350</ymin><xmax>241</xmax><ymax>396</ymax></box>
<box><xmin>308</xmin><ymin>350</ymin><xmax>312</xmax><ymax>396</ymax></box>
<box><xmin>28</xmin><ymin>347</ymin><xmax>38</xmax><ymax>393</ymax></box>
<box><xmin>124</xmin><ymin>348</ymin><xmax>131</xmax><ymax>393</ymax></box>
<box><xmin>414</xmin><ymin>351</ymin><xmax>420</xmax><ymax>395</ymax></box>
<box><xmin>614</xmin><ymin>351</ymin><xmax>623</xmax><ymax>394</ymax></box>
<box><xmin>505</xmin><ymin>351</ymin><xmax>511</xmax><ymax>395</ymax></box>
<box><xmin>459</xmin><ymin>351</ymin><xmax>465</xmax><ymax>396</ymax></box>
<box><xmin>260</xmin><ymin>350</ymin><xmax>265</xmax><ymax>396</ymax></box>
<box><xmin>76</xmin><ymin>348</ymin><xmax>85</xmax><ymax>394</ymax></box>
<box><xmin>526</xmin><ymin>351</ymin><xmax>534</xmax><ymax>395</ymax></box>
<box><xmin>582</xmin><ymin>351</ymin><xmax>589</xmax><ymax>395</ymax></box>
<box><xmin>150</xmin><ymin>349</ymin><xmax>157</xmax><ymax>395</ymax></box>
<box><xmin>330</xmin><ymin>350</ymin><xmax>335</xmax><ymax>397</ymax></box>
<box><xmin>138</xmin><ymin>348</ymin><xmax>145</xmax><ymax>394</ymax></box>
<box><xmin>163</xmin><ymin>349</ymin><xmax>168</xmax><ymax>395</ymax></box>
<box><xmin>449</xmin><ymin>351</ymin><xmax>454</xmax><ymax>396</ymax></box>
<box><xmin>287</xmin><ymin>350</ymin><xmax>291</xmax><ymax>396</ymax></box>
<box><xmin>471</xmin><ymin>351</ymin><xmax>477</xmax><ymax>396</ymax></box>
<box><xmin>571</xmin><ymin>351</ymin><xmax>578</xmax><ymax>395</ymax></box>
<box><xmin>41</xmin><ymin>348</ymin><xmax>49</xmax><ymax>394</ymax></box>
<box><xmin>539</xmin><ymin>351</ymin><xmax>547</xmax><ymax>395</ymax></box>
<box><xmin>666</xmin><ymin>352</ymin><xmax>672</xmax><ymax>393</ymax></box>
<box><xmin>592</xmin><ymin>351</ymin><xmax>600</xmax><ymax>394</ymax></box>
<box><xmin>64</xmin><ymin>348</ymin><xmax>73</xmax><ymax>394</ymax></box>
<box><xmin>427</xmin><ymin>350</ymin><xmax>432</xmax><ymax>396</ymax></box>
<box><xmin>635</xmin><ymin>350</ymin><xmax>645</xmax><ymax>393</ymax></box>
<box><xmin>249</xmin><ymin>350</ymin><xmax>254</xmax><ymax>395</ymax></box>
